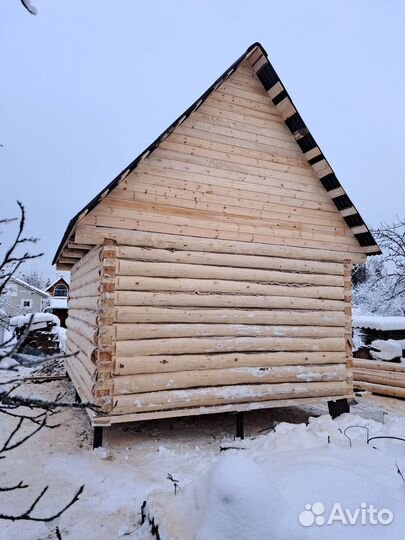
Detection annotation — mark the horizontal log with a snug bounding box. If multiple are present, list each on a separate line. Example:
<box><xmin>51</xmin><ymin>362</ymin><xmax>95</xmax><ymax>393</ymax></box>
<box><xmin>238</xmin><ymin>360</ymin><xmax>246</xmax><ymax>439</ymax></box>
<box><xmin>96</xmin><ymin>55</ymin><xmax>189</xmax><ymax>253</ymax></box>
<box><xmin>114</xmin><ymin>306</ymin><xmax>345</xmax><ymax>326</ymax></box>
<box><xmin>115</xmin><ymin>323</ymin><xmax>345</xmax><ymax>340</ymax></box>
<box><xmin>117</xmin><ymin>250</ymin><xmax>343</xmax><ymax>287</ymax></box>
<box><xmin>65</xmin><ymin>359</ymin><xmax>94</xmax><ymax>404</ymax></box>
<box><xmin>354</xmin><ymin>381</ymin><xmax>405</xmax><ymax>399</ymax></box>
<box><xmin>67</xmin><ymin>308</ymin><xmax>98</xmax><ymax>327</ymax></box>
<box><xmin>115</xmin><ymin>291</ymin><xmax>344</xmax><ymax>311</ymax></box>
<box><xmin>69</xmin><ymin>266</ymin><xmax>101</xmax><ymax>292</ymax></box>
<box><xmin>111</xmin><ymin>381</ymin><xmax>351</xmax><ymax>414</ymax></box>
<box><xmin>353</xmin><ymin>369</ymin><xmax>405</xmax><ymax>388</ymax></box>
<box><xmin>66</xmin><ymin>316</ymin><xmax>97</xmax><ymax>344</ymax></box>
<box><xmin>117</xmin><ymin>250</ymin><xmax>343</xmax><ymax>277</ymax></box>
<box><xmin>67</xmin><ymin>327</ymin><xmax>97</xmax><ymax>358</ymax></box>
<box><xmin>113</xmin><ymin>364</ymin><xmax>348</xmax><ymax>394</ymax></box>
<box><xmin>115</xmin><ymin>351</ymin><xmax>346</xmax><ymax>375</ymax></box>
<box><xmin>65</xmin><ymin>344</ymin><xmax>97</xmax><ymax>376</ymax></box>
<box><xmin>75</xmin><ymin>226</ymin><xmax>367</xmax><ymax>263</ymax></box>
<box><xmin>115</xmin><ymin>276</ymin><xmax>343</xmax><ymax>300</ymax></box>
<box><xmin>115</xmin><ymin>336</ymin><xmax>345</xmax><ymax>357</ymax></box>
<box><xmin>68</xmin><ymin>296</ymin><xmax>99</xmax><ymax>310</ymax></box>
<box><xmin>353</xmin><ymin>359</ymin><xmax>405</xmax><ymax>373</ymax></box>
<box><xmin>70</xmin><ymin>246</ymin><xmax>101</xmax><ymax>279</ymax></box>
<box><xmin>103</xmin><ymin>394</ymin><xmax>352</xmax><ymax>424</ymax></box>
<box><xmin>118</xmin><ymin>258</ymin><xmax>343</xmax><ymax>287</ymax></box>
<box><xmin>69</xmin><ymin>281</ymin><xmax>99</xmax><ymax>298</ymax></box>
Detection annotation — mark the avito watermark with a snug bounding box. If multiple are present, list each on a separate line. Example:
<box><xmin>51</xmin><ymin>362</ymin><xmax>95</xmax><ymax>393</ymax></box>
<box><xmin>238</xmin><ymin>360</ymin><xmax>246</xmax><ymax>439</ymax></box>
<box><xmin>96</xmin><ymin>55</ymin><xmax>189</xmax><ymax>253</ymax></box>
<box><xmin>299</xmin><ymin>502</ymin><xmax>394</xmax><ymax>527</ymax></box>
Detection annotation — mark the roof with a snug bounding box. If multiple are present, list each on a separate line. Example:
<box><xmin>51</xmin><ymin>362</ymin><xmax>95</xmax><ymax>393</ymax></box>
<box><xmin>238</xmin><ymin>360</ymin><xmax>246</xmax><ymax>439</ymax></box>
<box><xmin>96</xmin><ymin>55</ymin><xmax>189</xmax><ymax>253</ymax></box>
<box><xmin>353</xmin><ymin>315</ymin><xmax>405</xmax><ymax>331</ymax></box>
<box><xmin>49</xmin><ymin>297</ymin><xmax>68</xmax><ymax>309</ymax></box>
<box><xmin>53</xmin><ymin>42</ymin><xmax>381</xmax><ymax>264</ymax></box>
<box><xmin>9</xmin><ymin>277</ymin><xmax>49</xmax><ymax>298</ymax></box>
<box><xmin>45</xmin><ymin>276</ymin><xmax>69</xmax><ymax>292</ymax></box>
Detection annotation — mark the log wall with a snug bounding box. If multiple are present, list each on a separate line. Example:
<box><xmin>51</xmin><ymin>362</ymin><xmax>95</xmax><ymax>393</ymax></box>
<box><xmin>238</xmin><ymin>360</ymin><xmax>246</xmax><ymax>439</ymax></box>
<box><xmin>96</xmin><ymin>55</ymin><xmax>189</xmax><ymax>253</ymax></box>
<box><xmin>93</xmin><ymin>237</ymin><xmax>353</xmax><ymax>421</ymax></box>
<box><xmin>65</xmin><ymin>245</ymin><xmax>101</xmax><ymax>405</ymax></box>
<box><xmin>62</xmin><ymin>56</ymin><xmax>363</xmax><ymax>424</ymax></box>
<box><xmin>65</xmin><ymin>237</ymin><xmax>354</xmax><ymax>423</ymax></box>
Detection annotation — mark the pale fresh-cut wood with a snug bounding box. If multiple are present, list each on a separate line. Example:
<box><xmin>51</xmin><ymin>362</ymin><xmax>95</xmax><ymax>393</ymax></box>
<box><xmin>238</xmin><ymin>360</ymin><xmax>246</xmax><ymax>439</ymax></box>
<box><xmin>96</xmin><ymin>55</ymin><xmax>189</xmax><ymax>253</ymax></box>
<box><xmin>59</xmin><ymin>56</ymin><xmax>367</xmax><ymax>426</ymax></box>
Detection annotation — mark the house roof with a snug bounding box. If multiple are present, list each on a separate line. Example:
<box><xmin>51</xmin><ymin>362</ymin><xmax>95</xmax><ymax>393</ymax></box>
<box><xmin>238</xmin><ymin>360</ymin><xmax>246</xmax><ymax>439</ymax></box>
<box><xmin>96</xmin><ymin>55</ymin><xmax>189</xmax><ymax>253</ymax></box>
<box><xmin>45</xmin><ymin>276</ymin><xmax>69</xmax><ymax>292</ymax></box>
<box><xmin>53</xmin><ymin>42</ymin><xmax>380</xmax><ymax>265</ymax></box>
<box><xmin>10</xmin><ymin>277</ymin><xmax>49</xmax><ymax>297</ymax></box>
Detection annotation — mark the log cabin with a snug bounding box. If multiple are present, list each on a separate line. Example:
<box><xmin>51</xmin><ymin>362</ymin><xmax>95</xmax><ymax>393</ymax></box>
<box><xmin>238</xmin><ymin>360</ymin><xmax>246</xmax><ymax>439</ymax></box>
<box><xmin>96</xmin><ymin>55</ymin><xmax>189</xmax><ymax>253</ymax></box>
<box><xmin>53</xmin><ymin>43</ymin><xmax>381</xmax><ymax>446</ymax></box>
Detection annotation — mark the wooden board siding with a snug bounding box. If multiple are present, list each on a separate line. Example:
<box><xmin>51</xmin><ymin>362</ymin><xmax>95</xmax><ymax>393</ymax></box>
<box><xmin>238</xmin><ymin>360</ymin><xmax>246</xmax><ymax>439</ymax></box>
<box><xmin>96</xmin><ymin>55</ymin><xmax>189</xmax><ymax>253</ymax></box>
<box><xmin>73</xmin><ymin>237</ymin><xmax>352</xmax><ymax>423</ymax></box>
<box><xmin>74</xmin><ymin>59</ymin><xmax>367</xmax><ymax>263</ymax></box>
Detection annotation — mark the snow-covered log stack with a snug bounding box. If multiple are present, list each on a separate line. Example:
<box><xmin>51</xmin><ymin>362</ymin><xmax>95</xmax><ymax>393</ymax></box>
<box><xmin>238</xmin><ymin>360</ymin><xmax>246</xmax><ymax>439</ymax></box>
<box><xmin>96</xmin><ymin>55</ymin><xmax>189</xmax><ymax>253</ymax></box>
<box><xmin>352</xmin><ymin>315</ymin><xmax>405</xmax><ymax>398</ymax></box>
<box><xmin>10</xmin><ymin>313</ymin><xmax>61</xmax><ymax>355</ymax></box>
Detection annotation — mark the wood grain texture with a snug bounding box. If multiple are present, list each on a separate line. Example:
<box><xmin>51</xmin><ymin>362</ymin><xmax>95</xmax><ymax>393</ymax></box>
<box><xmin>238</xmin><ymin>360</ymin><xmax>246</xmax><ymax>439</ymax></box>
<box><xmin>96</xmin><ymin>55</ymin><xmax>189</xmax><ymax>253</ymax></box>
<box><xmin>75</xmin><ymin>62</ymin><xmax>365</xmax><ymax>258</ymax></box>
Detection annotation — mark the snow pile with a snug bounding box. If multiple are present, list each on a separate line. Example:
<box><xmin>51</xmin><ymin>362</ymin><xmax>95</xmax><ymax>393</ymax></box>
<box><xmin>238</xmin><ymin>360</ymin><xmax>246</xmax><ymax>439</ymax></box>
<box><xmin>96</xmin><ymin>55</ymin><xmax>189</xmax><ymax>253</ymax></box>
<box><xmin>49</xmin><ymin>297</ymin><xmax>68</xmax><ymax>309</ymax></box>
<box><xmin>10</xmin><ymin>312</ymin><xmax>60</xmax><ymax>328</ymax></box>
<box><xmin>353</xmin><ymin>315</ymin><xmax>405</xmax><ymax>331</ymax></box>
<box><xmin>370</xmin><ymin>339</ymin><xmax>404</xmax><ymax>362</ymax></box>
<box><xmin>143</xmin><ymin>414</ymin><xmax>405</xmax><ymax>540</ymax></box>
<box><xmin>352</xmin><ymin>327</ymin><xmax>365</xmax><ymax>352</ymax></box>
<box><xmin>52</xmin><ymin>326</ymin><xmax>67</xmax><ymax>352</ymax></box>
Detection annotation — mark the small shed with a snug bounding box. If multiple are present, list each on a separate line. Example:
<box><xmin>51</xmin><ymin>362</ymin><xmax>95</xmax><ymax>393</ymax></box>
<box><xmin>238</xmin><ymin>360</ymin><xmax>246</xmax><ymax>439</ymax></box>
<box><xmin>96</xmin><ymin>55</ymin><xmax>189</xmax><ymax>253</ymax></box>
<box><xmin>53</xmin><ymin>43</ymin><xmax>380</xmax><ymax>441</ymax></box>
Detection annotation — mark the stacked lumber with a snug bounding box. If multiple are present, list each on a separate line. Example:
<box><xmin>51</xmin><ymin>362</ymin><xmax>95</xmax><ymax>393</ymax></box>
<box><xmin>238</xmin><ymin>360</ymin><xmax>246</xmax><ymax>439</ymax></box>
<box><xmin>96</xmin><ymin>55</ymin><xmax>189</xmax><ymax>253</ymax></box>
<box><xmin>353</xmin><ymin>359</ymin><xmax>405</xmax><ymax>399</ymax></box>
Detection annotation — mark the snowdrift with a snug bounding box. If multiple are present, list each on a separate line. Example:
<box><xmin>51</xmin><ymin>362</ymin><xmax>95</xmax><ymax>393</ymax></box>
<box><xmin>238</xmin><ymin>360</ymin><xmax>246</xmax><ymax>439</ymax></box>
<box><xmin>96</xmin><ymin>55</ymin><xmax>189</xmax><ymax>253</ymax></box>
<box><xmin>141</xmin><ymin>414</ymin><xmax>405</xmax><ymax>540</ymax></box>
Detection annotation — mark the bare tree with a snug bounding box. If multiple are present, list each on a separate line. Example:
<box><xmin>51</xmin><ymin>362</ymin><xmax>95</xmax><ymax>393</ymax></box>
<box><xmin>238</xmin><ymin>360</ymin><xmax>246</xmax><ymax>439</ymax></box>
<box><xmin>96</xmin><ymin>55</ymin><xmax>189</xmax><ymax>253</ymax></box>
<box><xmin>0</xmin><ymin>201</ymin><xmax>42</xmax><ymax>298</ymax></box>
<box><xmin>372</xmin><ymin>218</ymin><xmax>405</xmax><ymax>300</ymax></box>
<box><xmin>0</xmin><ymin>203</ymin><xmax>98</xmax><ymax>539</ymax></box>
<box><xmin>19</xmin><ymin>0</ymin><xmax>37</xmax><ymax>15</ymax></box>
<box><xmin>17</xmin><ymin>268</ymin><xmax>51</xmax><ymax>290</ymax></box>
<box><xmin>352</xmin><ymin>218</ymin><xmax>405</xmax><ymax>315</ymax></box>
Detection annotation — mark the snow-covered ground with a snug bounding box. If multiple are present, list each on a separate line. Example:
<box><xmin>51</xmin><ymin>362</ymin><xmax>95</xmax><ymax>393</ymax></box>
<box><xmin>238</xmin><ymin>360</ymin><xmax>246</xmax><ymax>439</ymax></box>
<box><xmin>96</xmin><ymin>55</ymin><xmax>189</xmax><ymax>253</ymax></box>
<box><xmin>1</xmin><ymin>371</ymin><xmax>404</xmax><ymax>540</ymax></box>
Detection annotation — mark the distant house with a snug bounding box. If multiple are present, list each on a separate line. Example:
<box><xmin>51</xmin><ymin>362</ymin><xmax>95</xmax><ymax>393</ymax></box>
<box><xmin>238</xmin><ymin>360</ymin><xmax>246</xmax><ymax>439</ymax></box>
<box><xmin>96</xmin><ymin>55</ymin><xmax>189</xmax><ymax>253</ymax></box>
<box><xmin>0</xmin><ymin>276</ymin><xmax>49</xmax><ymax>317</ymax></box>
<box><xmin>0</xmin><ymin>308</ymin><xmax>9</xmax><ymax>345</ymax></box>
<box><xmin>44</xmin><ymin>277</ymin><xmax>69</xmax><ymax>327</ymax></box>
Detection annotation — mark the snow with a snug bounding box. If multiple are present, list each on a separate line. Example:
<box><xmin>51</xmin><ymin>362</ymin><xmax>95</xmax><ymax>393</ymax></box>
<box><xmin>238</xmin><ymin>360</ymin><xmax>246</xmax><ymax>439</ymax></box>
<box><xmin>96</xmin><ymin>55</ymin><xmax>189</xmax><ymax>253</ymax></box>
<box><xmin>54</xmin><ymin>326</ymin><xmax>67</xmax><ymax>352</ymax></box>
<box><xmin>9</xmin><ymin>276</ymin><xmax>49</xmax><ymax>297</ymax></box>
<box><xmin>369</xmin><ymin>339</ymin><xmax>403</xmax><ymax>361</ymax></box>
<box><xmin>144</xmin><ymin>415</ymin><xmax>405</xmax><ymax>540</ymax></box>
<box><xmin>353</xmin><ymin>315</ymin><xmax>405</xmax><ymax>331</ymax></box>
<box><xmin>352</xmin><ymin>327</ymin><xmax>365</xmax><ymax>351</ymax></box>
<box><xmin>10</xmin><ymin>312</ymin><xmax>60</xmax><ymax>328</ymax></box>
<box><xmin>49</xmin><ymin>297</ymin><xmax>68</xmax><ymax>309</ymax></box>
<box><xmin>1</xmin><ymin>371</ymin><xmax>404</xmax><ymax>540</ymax></box>
<box><xmin>0</xmin><ymin>356</ymin><xmax>19</xmax><ymax>369</ymax></box>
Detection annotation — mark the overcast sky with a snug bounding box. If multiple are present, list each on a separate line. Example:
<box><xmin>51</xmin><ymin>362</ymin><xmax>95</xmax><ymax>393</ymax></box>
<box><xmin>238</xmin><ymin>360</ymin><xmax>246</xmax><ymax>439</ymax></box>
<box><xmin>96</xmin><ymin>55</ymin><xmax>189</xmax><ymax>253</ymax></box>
<box><xmin>1</xmin><ymin>0</ymin><xmax>404</xmax><ymax>279</ymax></box>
